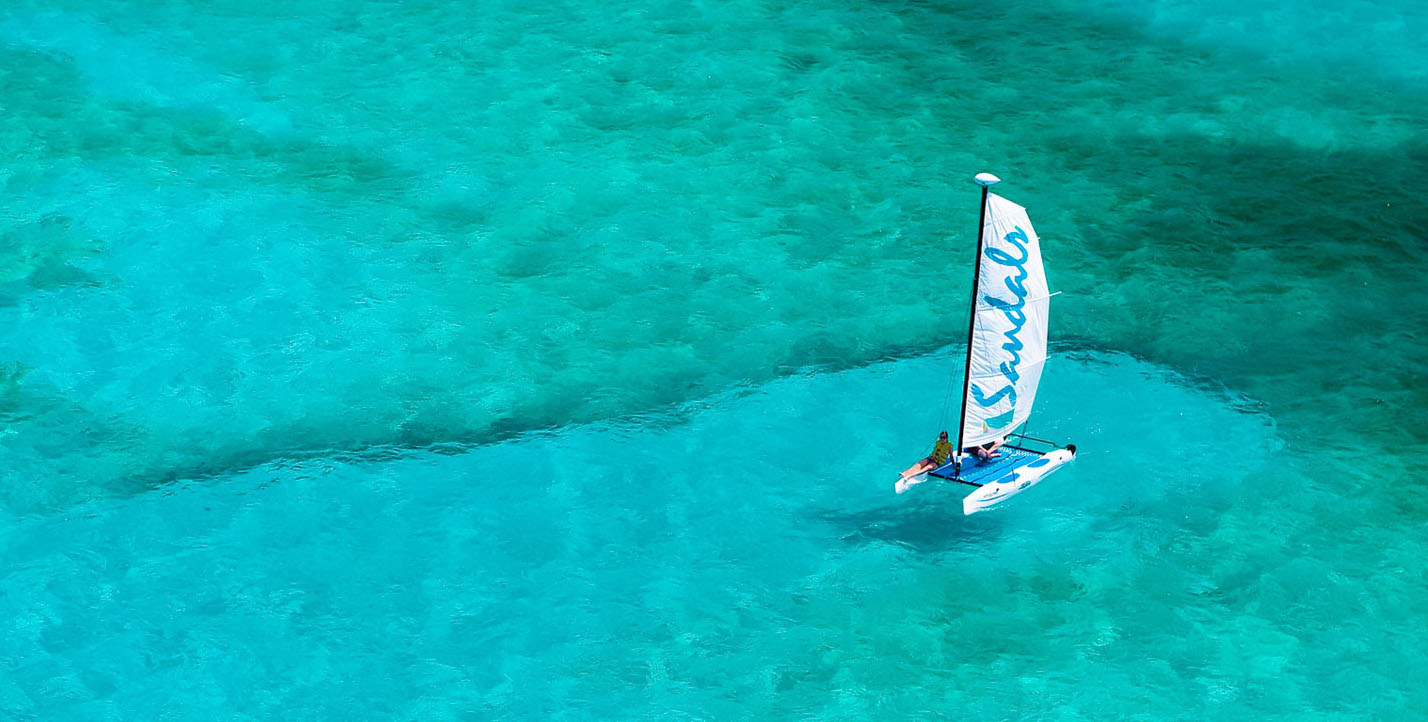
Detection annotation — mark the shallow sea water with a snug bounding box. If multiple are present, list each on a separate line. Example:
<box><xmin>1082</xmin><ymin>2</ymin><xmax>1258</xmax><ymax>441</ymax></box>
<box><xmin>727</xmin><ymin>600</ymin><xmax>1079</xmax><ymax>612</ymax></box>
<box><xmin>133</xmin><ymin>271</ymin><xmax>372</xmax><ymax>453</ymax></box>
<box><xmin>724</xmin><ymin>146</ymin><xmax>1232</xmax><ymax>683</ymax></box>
<box><xmin>1</xmin><ymin>0</ymin><xmax>1426</xmax><ymax>719</ymax></box>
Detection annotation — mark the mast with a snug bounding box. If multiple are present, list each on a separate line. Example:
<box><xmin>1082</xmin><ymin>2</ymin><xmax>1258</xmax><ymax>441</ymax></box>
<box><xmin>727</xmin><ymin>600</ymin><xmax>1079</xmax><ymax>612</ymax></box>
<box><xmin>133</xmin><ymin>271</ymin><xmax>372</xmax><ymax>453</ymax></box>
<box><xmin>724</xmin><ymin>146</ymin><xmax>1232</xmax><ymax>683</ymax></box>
<box><xmin>955</xmin><ymin>172</ymin><xmax>1000</xmax><ymax>475</ymax></box>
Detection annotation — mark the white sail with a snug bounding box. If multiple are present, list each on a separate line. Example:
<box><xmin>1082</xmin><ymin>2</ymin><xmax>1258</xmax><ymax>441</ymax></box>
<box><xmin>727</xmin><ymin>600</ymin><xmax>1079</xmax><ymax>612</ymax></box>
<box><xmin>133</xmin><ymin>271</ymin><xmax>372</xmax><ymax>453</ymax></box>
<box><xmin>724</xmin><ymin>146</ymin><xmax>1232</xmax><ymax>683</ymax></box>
<box><xmin>959</xmin><ymin>193</ymin><xmax>1050</xmax><ymax>448</ymax></box>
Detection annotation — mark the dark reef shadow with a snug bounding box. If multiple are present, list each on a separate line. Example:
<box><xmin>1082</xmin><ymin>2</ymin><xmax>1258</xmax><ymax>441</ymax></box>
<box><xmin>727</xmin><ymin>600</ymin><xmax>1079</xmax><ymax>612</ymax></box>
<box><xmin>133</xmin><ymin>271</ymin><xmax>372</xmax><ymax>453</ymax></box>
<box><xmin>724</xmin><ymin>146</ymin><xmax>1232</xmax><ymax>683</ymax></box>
<box><xmin>814</xmin><ymin>495</ymin><xmax>1005</xmax><ymax>553</ymax></box>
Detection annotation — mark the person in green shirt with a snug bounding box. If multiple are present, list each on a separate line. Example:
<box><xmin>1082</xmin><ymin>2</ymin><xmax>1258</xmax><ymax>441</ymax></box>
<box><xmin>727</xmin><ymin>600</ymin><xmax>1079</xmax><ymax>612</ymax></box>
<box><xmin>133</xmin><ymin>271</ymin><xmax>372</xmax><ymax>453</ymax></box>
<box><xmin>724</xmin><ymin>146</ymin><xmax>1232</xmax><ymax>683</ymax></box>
<box><xmin>899</xmin><ymin>430</ymin><xmax>954</xmax><ymax>483</ymax></box>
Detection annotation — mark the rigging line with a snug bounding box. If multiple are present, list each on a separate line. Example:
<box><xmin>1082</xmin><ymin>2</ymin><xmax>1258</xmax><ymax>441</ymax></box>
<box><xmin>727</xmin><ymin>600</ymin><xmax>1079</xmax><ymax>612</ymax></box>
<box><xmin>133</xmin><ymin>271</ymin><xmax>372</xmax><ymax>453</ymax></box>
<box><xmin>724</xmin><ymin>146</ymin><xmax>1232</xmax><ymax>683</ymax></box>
<box><xmin>913</xmin><ymin>370</ymin><xmax>957</xmax><ymax>459</ymax></box>
<box><xmin>934</xmin><ymin>282</ymin><xmax>979</xmax><ymax>450</ymax></box>
<box><xmin>937</xmin><ymin>345</ymin><xmax>960</xmax><ymax>431</ymax></box>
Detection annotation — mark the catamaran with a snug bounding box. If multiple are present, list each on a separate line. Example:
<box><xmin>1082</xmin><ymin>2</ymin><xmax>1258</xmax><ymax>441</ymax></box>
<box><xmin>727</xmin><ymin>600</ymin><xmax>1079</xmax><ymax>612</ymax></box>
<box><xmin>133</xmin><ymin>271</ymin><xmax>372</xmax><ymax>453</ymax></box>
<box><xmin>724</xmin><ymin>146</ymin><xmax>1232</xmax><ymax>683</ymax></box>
<box><xmin>895</xmin><ymin>173</ymin><xmax>1076</xmax><ymax>514</ymax></box>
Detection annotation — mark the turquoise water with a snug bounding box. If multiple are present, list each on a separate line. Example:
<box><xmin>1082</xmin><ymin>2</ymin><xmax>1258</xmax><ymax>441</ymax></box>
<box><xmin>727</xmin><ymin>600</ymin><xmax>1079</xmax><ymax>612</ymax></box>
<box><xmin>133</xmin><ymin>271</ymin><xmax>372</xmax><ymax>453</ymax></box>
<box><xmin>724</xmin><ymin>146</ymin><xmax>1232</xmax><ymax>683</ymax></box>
<box><xmin>2</xmin><ymin>0</ymin><xmax>1426</xmax><ymax>719</ymax></box>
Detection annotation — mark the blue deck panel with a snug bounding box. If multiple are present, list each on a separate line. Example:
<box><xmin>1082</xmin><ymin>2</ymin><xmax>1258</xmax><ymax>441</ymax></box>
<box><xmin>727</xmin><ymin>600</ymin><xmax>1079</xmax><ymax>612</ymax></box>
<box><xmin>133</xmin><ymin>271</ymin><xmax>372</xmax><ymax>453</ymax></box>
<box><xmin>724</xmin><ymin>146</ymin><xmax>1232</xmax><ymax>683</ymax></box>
<box><xmin>927</xmin><ymin>446</ymin><xmax>1046</xmax><ymax>486</ymax></box>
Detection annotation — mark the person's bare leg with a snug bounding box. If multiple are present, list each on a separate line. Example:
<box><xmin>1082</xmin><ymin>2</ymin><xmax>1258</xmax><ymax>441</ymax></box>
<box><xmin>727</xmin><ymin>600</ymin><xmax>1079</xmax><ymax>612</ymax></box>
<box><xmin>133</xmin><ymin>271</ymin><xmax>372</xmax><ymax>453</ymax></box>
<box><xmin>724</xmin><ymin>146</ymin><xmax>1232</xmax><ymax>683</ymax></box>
<box><xmin>896</xmin><ymin>460</ymin><xmax>935</xmax><ymax>493</ymax></box>
<box><xmin>900</xmin><ymin>459</ymin><xmax>933</xmax><ymax>480</ymax></box>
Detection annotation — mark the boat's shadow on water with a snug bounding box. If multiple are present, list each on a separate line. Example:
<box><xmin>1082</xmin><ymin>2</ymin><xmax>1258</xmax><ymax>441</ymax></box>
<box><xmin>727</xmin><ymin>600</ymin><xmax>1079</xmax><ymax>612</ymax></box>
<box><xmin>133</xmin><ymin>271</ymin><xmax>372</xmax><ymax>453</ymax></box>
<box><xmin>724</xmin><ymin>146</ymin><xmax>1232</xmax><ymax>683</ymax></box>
<box><xmin>815</xmin><ymin>499</ymin><xmax>1004</xmax><ymax>553</ymax></box>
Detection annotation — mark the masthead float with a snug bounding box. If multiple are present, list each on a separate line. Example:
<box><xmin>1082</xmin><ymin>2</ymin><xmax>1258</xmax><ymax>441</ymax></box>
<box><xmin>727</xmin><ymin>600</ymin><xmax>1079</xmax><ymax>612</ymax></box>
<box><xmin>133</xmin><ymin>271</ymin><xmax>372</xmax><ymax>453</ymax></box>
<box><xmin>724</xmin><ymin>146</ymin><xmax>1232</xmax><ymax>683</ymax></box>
<box><xmin>895</xmin><ymin>173</ymin><xmax>1077</xmax><ymax>514</ymax></box>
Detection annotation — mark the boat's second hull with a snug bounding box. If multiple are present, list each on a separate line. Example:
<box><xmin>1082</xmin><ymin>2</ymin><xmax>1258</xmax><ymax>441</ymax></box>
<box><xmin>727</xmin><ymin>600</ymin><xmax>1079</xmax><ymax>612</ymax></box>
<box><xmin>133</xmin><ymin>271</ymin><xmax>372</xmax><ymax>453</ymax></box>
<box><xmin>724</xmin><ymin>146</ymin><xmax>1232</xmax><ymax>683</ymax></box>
<box><xmin>961</xmin><ymin>447</ymin><xmax>1076</xmax><ymax>514</ymax></box>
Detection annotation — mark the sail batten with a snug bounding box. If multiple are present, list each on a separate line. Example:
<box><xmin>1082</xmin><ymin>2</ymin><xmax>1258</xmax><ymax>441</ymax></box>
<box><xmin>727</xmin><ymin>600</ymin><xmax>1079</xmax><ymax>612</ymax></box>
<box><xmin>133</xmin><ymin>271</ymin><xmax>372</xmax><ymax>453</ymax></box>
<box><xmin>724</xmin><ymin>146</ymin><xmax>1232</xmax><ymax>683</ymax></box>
<box><xmin>959</xmin><ymin>192</ymin><xmax>1051</xmax><ymax>448</ymax></box>
<box><xmin>975</xmin><ymin>293</ymin><xmax>1055</xmax><ymax>310</ymax></box>
<box><xmin>967</xmin><ymin>358</ymin><xmax>1047</xmax><ymax>380</ymax></box>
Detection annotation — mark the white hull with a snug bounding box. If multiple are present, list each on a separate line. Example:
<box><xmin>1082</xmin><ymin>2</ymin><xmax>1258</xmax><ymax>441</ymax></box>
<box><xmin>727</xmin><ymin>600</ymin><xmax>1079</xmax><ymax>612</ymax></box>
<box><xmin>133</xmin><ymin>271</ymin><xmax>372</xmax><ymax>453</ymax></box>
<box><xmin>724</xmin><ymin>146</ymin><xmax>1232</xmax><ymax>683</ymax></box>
<box><xmin>894</xmin><ymin>473</ymin><xmax>929</xmax><ymax>495</ymax></box>
<box><xmin>961</xmin><ymin>447</ymin><xmax>1076</xmax><ymax>515</ymax></box>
